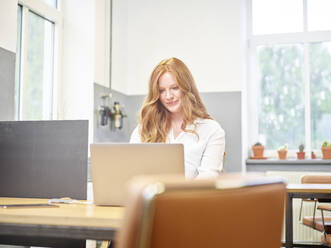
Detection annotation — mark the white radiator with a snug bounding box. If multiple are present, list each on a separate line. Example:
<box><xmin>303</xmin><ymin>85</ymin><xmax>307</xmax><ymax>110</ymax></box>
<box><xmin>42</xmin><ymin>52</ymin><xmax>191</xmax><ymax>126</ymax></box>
<box><xmin>266</xmin><ymin>171</ymin><xmax>331</xmax><ymax>243</ymax></box>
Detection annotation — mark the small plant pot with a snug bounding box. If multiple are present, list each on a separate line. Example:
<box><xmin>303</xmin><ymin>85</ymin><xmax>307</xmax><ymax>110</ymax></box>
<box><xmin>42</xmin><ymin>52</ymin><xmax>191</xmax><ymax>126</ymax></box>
<box><xmin>311</xmin><ymin>152</ymin><xmax>316</xmax><ymax>159</ymax></box>
<box><xmin>252</xmin><ymin>146</ymin><xmax>264</xmax><ymax>158</ymax></box>
<box><xmin>297</xmin><ymin>152</ymin><xmax>305</xmax><ymax>160</ymax></box>
<box><xmin>278</xmin><ymin>150</ymin><xmax>287</xmax><ymax>160</ymax></box>
<box><xmin>322</xmin><ymin>147</ymin><xmax>331</xmax><ymax>160</ymax></box>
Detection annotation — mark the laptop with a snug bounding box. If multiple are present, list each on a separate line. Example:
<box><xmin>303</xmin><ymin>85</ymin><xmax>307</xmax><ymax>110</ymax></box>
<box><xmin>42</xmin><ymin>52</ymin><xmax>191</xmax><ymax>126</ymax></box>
<box><xmin>90</xmin><ymin>143</ymin><xmax>185</xmax><ymax>206</ymax></box>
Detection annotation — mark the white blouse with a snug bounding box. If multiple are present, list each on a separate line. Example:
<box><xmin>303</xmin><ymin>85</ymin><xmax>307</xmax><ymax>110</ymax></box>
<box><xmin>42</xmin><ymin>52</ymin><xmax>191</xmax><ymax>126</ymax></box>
<box><xmin>130</xmin><ymin>118</ymin><xmax>225</xmax><ymax>179</ymax></box>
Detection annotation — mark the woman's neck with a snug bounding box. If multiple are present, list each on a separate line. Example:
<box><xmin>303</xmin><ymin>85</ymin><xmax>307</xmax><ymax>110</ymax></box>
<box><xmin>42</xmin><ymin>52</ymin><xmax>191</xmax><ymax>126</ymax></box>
<box><xmin>170</xmin><ymin>111</ymin><xmax>183</xmax><ymax>122</ymax></box>
<box><xmin>170</xmin><ymin>112</ymin><xmax>184</xmax><ymax>130</ymax></box>
<box><xmin>170</xmin><ymin>113</ymin><xmax>184</xmax><ymax>139</ymax></box>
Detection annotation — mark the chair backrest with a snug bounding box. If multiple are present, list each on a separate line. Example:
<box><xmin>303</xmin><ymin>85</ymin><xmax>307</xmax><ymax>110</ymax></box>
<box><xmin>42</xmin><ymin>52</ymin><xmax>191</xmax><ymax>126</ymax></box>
<box><xmin>116</xmin><ymin>173</ymin><xmax>287</xmax><ymax>248</ymax></box>
<box><xmin>301</xmin><ymin>175</ymin><xmax>331</xmax><ymax>184</ymax></box>
<box><xmin>301</xmin><ymin>175</ymin><xmax>331</xmax><ymax>203</ymax></box>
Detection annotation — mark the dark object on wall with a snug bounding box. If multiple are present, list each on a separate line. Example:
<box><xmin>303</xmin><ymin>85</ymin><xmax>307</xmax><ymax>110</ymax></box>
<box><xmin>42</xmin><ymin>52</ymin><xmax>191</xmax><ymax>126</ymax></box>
<box><xmin>0</xmin><ymin>120</ymin><xmax>88</xmax><ymax>199</ymax></box>
<box><xmin>110</xmin><ymin>101</ymin><xmax>126</xmax><ymax>130</ymax></box>
<box><xmin>97</xmin><ymin>92</ymin><xmax>127</xmax><ymax>131</ymax></box>
<box><xmin>100</xmin><ymin>106</ymin><xmax>111</xmax><ymax>126</ymax></box>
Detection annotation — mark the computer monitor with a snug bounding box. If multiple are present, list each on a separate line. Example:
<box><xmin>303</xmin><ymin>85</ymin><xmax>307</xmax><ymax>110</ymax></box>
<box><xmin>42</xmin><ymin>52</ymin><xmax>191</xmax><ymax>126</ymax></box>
<box><xmin>0</xmin><ymin>120</ymin><xmax>88</xmax><ymax>199</ymax></box>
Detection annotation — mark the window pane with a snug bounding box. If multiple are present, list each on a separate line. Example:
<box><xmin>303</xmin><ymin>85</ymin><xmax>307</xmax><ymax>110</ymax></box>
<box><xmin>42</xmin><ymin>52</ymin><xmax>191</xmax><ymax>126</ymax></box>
<box><xmin>310</xmin><ymin>42</ymin><xmax>331</xmax><ymax>148</ymax></box>
<box><xmin>307</xmin><ymin>0</ymin><xmax>331</xmax><ymax>31</ymax></box>
<box><xmin>15</xmin><ymin>5</ymin><xmax>23</xmax><ymax>120</ymax></box>
<box><xmin>42</xmin><ymin>0</ymin><xmax>57</xmax><ymax>8</ymax></box>
<box><xmin>257</xmin><ymin>44</ymin><xmax>305</xmax><ymax>149</ymax></box>
<box><xmin>21</xmin><ymin>11</ymin><xmax>54</xmax><ymax>120</ymax></box>
<box><xmin>252</xmin><ymin>0</ymin><xmax>303</xmax><ymax>35</ymax></box>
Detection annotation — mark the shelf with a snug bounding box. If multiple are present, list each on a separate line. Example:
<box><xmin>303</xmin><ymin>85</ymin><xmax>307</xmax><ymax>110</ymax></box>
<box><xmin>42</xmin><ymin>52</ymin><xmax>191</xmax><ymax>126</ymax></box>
<box><xmin>246</xmin><ymin>159</ymin><xmax>331</xmax><ymax>172</ymax></box>
<box><xmin>246</xmin><ymin>158</ymin><xmax>331</xmax><ymax>165</ymax></box>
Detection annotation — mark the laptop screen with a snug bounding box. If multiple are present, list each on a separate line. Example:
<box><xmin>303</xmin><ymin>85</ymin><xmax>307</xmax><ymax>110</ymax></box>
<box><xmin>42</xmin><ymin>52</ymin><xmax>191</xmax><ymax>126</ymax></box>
<box><xmin>91</xmin><ymin>143</ymin><xmax>185</xmax><ymax>206</ymax></box>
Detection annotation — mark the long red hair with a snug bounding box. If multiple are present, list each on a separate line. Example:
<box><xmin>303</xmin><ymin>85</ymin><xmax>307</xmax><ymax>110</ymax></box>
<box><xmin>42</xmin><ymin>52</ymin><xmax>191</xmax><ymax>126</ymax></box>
<box><xmin>139</xmin><ymin>57</ymin><xmax>211</xmax><ymax>142</ymax></box>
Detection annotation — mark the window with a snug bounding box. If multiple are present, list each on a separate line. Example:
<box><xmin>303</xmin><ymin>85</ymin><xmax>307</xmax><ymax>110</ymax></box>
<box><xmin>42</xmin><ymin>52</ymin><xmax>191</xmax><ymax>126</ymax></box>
<box><xmin>248</xmin><ymin>0</ymin><xmax>331</xmax><ymax>154</ymax></box>
<box><xmin>310</xmin><ymin>42</ymin><xmax>331</xmax><ymax>148</ymax></box>
<box><xmin>15</xmin><ymin>5</ymin><xmax>23</xmax><ymax>120</ymax></box>
<box><xmin>257</xmin><ymin>44</ymin><xmax>305</xmax><ymax>149</ymax></box>
<box><xmin>252</xmin><ymin>0</ymin><xmax>303</xmax><ymax>35</ymax></box>
<box><xmin>15</xmin><ymin>0</ymin><xmax>62</xmax><ymax>120</ymax></box>
<box><xmin>42</xmin><ymin>0</ymin><xmax>57</xmax><ymax>8</ymax></box>
<box><xmin>307</xmin><ymin>0</ymin><xmax>331</xmax><ymax>31</ymax></box>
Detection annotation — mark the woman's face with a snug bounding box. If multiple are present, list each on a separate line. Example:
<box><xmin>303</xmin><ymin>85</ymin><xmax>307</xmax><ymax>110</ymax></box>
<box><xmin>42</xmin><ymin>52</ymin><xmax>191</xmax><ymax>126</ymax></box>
<box><xmin>158</xmin><ymin>72</ymin><xmax>183</xmax><ymax>115</ymax></box>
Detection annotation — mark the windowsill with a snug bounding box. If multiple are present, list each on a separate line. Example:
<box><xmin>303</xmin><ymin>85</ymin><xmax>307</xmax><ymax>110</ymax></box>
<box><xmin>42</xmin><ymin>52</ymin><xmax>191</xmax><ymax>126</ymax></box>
<box><xmin>246</xmin><ymin>158</ymin><xmax>331</xmax><ymax>172</ymax></box>
<box><xmin>246</xmin><ymin>158</ymin><xmax>331</xmax><ymax>165</ymax></box>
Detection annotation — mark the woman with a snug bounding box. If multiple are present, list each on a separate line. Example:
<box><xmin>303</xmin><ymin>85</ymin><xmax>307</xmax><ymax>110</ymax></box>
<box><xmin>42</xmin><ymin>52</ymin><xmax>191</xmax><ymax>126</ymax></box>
<box><xmin>130</xmin><ymin>57</ymin><xmax>225</xmax><ymax>178</ymax></box>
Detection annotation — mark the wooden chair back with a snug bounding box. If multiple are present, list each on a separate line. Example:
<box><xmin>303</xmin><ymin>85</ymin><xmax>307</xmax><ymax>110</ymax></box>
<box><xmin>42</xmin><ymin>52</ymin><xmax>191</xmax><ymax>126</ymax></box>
<box><xmin>116</xmin><ymin>174</ymin><xmax>286</xmax><ymax>248</ymax></box>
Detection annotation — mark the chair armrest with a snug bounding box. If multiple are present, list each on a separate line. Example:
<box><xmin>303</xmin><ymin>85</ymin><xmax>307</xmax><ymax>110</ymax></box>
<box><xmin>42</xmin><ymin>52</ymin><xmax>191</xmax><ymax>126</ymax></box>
<box><xmin>318</xmin><ymin>205</ymin><xmax>331</xmax><ymax>211</ymax></box>
<box><xmin>299</xmin><ymin>199</ymin><xmax>318</xmax><ymax>222</ymax></box>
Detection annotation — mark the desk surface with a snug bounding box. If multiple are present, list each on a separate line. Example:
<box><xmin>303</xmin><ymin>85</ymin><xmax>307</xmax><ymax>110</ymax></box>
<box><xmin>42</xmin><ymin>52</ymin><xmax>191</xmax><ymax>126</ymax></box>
<box><xmin>0</xmin><ymin>197</ymin><xmax>124</xmax><ymax>241</ymax></box>
<box><xmin>287</xmin><ymin>183</ymin><xmax>331</xmax><ymax>193</ymax></box>
<box><xmin>0</xmin><ymin>197</ymin><xmax>124</xmax><ymax>228</ymax></box>
<box><xmin>3</xmin><ymin>185</ymin><xmax>331</xmax><ymax>244</ymax></box>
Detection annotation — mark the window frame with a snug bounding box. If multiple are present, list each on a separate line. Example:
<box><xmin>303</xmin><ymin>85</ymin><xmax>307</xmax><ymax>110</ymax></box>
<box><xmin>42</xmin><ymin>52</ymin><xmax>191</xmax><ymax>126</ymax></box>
<box><xmin>16</xmin><ymin>0</ymin><xmax>63</xmax><ymax>120</ymax></box>
<box><xmin>247</xmin><ymin>0</ymin><xmax>331</xmax><ymax>157</ymax></box>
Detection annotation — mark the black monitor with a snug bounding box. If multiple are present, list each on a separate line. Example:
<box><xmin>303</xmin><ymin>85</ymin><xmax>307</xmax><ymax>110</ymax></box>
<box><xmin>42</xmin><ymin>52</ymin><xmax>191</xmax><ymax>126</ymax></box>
<box><xmin>0</xmin><ymin>120</ymin><xmax>88</xmax><ymax>199</ymax></box>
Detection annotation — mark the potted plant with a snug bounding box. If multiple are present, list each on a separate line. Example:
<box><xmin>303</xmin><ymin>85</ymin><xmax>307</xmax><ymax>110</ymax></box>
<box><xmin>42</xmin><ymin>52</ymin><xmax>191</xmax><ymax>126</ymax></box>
<box><xmin>311</xmin><ymin>151</ymin><xmax>316</xmax><ymax>159</ymax></box>
<box><xmin>321</xmin><ymin>141</ymin><xmax>331</xmax><ymax>160</ymax></box>
<box><xmin>297</xmin><ymin>144</ymin><xmax>305</xmax><ymax>160</ymax></box>
<box><xmin>278</xmin><ymin>144</ymin><xmax>288</xmax><ymax>160</ymax></box>
<box><xmin>252</xmin><ymin>142</ymin><xmax>264</xmax><ymax>158</ymax></box>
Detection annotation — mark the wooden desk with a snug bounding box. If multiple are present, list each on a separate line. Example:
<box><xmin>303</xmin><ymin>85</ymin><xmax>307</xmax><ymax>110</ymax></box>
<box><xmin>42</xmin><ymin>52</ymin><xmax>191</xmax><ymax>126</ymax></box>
<box><xmin>0</xmin><ymin>197</ymin><xmax>124</xmax><ymax>247</ymax></box>
<box><xmin>285</xmin><ymin>184</ymin><xmax>331</xmax><ymax>248</ymax></box>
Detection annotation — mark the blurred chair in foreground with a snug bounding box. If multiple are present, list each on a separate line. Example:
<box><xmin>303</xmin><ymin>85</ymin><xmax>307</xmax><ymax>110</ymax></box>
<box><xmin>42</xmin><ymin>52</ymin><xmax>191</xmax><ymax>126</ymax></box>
<box><xmin>116</xmin><ymin>173</ymin><xmax>286</xmax><ymax>248</ymax></box>
<box><xmin>300</xmin><ymin>175</ymin><xmax>331</xmax><ymax>246</ymax></box>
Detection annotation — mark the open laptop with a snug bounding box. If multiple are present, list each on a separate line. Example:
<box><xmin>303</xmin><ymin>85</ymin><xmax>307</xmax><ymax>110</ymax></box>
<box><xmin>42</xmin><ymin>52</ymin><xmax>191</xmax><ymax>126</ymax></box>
<box><xmin>90</xmin><ymin>143</ymin><xmax>185</xmax><ymax>206</ymax></box>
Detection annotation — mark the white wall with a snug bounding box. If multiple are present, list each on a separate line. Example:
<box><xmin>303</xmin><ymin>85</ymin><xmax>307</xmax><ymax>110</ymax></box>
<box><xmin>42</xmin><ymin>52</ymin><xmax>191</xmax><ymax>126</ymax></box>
<box><xmin>112</xmin><ymin>0</ymin><xmax>128</xmax><ymax>93</ymax></box>
<box><xmin>0</xmin><ymin>0</ymin><xmax>17</xmax><ymax>52</ymax></box>
<box><xmin>61</xmin><ymin>0</ymin><xmax>94</xmax><ymax>144</ymax></box>
<box><xmin>94</xmin><ymin>0</ymin><xmax>111</xmax><ymax>88</ymax></box>
<box><xmin>94</xmin><ymin>0</ymin><xmax>106</xmax><ymax>87</ymax></box>
<box><xmin>112</xmin><ymin>0</ymin><xmax>245</xmax><ymax>95</ymax></box>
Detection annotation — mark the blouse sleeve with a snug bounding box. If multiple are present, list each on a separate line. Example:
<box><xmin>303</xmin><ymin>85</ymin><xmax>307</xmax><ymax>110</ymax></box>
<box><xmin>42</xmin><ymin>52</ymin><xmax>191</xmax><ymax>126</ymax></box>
<box><xmin>196</xmin><ymin>124</ymin><xmax>225</xmax><ymax>179</ymax></box>
<box><xmin>129</xmin><ymin>126</ymin><xmax>142</xmax><ymax>143</ymax></box>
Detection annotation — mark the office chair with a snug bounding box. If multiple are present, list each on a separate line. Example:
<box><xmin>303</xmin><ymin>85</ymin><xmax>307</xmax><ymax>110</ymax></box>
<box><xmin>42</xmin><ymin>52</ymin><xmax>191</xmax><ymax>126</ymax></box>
<box><xmin>299</xmin><ymin>175</ymin><xmax>331</xmax><ymax>246</ymax></box>
<box><xmin>116</xmin><ymin>173</ymin><xmax>286</xmax><ymax>248</ymax></box>
<box><xmin>299</xmin><ymin>175</ymin><xmax>331</xmax><ymax>220</ymax></box>
<box><xmin>316</xmin><ymin>204</ymin><xmax>331</xmax><ymax>245</ymax></box>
